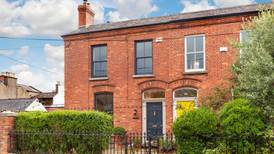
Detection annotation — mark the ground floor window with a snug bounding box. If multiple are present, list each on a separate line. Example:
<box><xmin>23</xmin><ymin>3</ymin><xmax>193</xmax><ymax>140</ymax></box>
<box><xmin>94</xmin><ymin>92</ymin><xmax>113</xmax><ymax>114</ymax></box>
<box><xmin>173</xmin><ymin>88</ymin><xmax>198</xmax><ymax>119</ymax></box>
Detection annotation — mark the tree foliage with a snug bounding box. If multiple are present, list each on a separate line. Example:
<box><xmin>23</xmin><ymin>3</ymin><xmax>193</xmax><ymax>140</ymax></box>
<box><xmin>232</xmin><ymin>5</ymin><xmax>274</xmax><ymax>118</ymax></box>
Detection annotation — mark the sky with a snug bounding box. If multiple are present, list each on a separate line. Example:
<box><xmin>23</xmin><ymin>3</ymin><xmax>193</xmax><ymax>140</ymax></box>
<box><xmin>0</xmin><ymin>0</ymin><xmax>272</xmax><ymax>104</ymax></box>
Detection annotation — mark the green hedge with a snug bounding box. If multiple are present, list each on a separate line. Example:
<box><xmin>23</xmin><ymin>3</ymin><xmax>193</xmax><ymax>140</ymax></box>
<box><xmin>15</xmin><ymin>110</ymin><xmax>113</xmax><ymax>154</ymax></box>
<box><xmin>173</xmin><ymin>108</ymin><xmax>218</xmax><ymax>154</ymax></box>
<box><xmin>219</xmin><ymin>98</ymin><xmax>267</xmax><ymax>153</ymax></box>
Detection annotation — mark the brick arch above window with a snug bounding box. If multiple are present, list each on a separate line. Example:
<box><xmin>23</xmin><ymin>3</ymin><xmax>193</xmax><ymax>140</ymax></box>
<box><xmin>168</xmin><ymin>78</ymin><xmax>202</xmax><ymax>91</ymax></box>
<box><xmin>92</xmin><ymin>84</ymin><xmax>115</xmax><ymax>93</ymax></box>
<box><xmin>138</xmin><ymin>80</ymin><xmax>168</xmax><ymax>91</ymax></box>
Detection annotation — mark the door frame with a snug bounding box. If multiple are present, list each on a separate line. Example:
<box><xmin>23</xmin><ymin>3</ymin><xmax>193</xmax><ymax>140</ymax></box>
<box><xmin>173</xmin><ymin>88</ymin><xmax>198</xmax><ymax>121</ymax></box>
<box><xmin>142</xmin><ymin>100</ymin><xmax>166</xmax><ymax>136</ymax></box>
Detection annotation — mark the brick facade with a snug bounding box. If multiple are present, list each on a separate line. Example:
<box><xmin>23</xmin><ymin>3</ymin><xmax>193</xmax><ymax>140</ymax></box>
<box><xmin>63</xmin><ymin>6</ymin><xmax>256</xmax><ymax>133</ymax></box>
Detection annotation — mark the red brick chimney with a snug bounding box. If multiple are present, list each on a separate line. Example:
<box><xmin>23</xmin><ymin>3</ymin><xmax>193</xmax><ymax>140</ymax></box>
<box><xmin>78</xmin><ymin>0</ymin><xmax>94</xmax><ymax>27</ymax></box>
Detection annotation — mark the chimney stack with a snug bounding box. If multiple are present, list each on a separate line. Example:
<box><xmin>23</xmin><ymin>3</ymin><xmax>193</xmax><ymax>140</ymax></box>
<box><xmin>0</xmin><ymin>72</ymin><xmax>17</xmax><ymax>86</ymax></box>
<box><xmin>78</xmin><ymin>0</ymin><xmax>95</xmax><ymax>28</ymax></box>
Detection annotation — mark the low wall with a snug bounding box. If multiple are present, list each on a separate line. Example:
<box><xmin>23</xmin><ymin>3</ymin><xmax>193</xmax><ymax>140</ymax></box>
<box><xmin>0</xmin><ymin>112</ymin><xmax>17</xmax><ymax>154</ymax></box>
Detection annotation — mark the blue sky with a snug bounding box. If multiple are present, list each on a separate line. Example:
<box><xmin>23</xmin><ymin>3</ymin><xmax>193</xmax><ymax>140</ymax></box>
<box><xmin>0</xmin><ymin>0</ymin><xmax>272</xmax><ymax>103</ymax></box>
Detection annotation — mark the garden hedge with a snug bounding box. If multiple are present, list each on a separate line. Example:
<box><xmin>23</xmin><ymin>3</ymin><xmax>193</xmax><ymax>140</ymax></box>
<box><xmin>15</xmin><ymin>110</ymin><xmax>113</xmax><ymax>154</ymax></box>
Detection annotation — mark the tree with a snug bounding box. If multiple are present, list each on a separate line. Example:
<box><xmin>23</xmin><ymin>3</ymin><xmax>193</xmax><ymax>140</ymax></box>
<box><xmin>232</xmin><ymin>5</ymin><xmax>274</xmax><ymax>120</ymax></box>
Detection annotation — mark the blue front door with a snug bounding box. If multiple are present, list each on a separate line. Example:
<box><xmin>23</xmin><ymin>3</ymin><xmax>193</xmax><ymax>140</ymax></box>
<box><xmin>146</xmin><ymin>102</ymin><xmax>163</xmax><ymax>137</ymax></box>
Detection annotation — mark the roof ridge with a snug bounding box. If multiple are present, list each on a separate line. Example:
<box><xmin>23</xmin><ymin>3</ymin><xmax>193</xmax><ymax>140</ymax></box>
<box><xmin>63</xmin><ymin>3</ymin><xmax>271</xmax><ymax>37</ymax></box>
<box><xmin>92</xmin><ymin>3</ymin><xmax>260</xmax><ymax>27</ymax></box>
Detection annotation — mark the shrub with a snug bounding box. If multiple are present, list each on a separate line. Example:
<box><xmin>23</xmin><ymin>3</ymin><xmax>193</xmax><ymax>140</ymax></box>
<box><xmin>220</xmin><ymin>98</ymin><xmax>266</xmax><ymax>137</ymax></box>
<box><xmin>219</xmin><ymin>99</ymin><xmax>266</xmax><ymax>153</ymax></box>
<box><xmin>113</xmin><ymin>127</ymin><xmax>126</xmax><ymax>136</ymax></box>
<box><xmin>15</xmin><ymin>110</ymin><xmax>113</xmax><ymax>154</ymax></box>
<box><xmin>173</xmin><ymin>108</ymin><xmax>218</xmax><ymax>154</ymax></box>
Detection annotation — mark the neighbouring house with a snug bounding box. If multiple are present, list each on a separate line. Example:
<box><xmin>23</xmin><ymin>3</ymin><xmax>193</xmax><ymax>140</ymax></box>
<box><xmin>0</xmin><ymin>72</ymin><xmax>60</xmax><ymax>106</ymax></box>
<box><xmin>62</xmin><ymin>1</ymin><xmax>271</xmax><ymax>134</ymax></box>
<box><xmin>0</xmin><ymin>98</ymin><xmax>46</xmax><ymax>113</ymax></box>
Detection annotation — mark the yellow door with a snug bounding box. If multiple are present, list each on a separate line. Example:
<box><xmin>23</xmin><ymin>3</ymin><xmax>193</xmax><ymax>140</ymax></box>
<box><xmin>176</xmin><ymin>101</ymin><xmax>195</xmax><ymax>118</ymax></box>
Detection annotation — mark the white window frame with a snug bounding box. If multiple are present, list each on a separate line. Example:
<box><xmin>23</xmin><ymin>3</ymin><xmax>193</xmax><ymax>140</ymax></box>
<box><xmin>239</xmin><ymin>30</ymin><xmax>250</xmax><ymax>55</ymax></box>
<box><xmin>184</xmin><ymin>34</ymin><xmax>206</xmax><ymax>72</ymax></box>
<box><xmin>172</xmin><ymin>87</ymin><xmax>198</xmax><ymax>121</ymax></box>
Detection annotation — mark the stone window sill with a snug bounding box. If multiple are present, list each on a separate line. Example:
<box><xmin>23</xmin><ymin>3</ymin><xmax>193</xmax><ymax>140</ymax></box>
<box><xmin>133</xmin><ymin>74</ymin><xmax>155</xmax><ymax>78</ymax></box>
<box><xmin>89</xmin><ymin>77</ymin><xmax>109</xmax><ymax>81</ymax></box>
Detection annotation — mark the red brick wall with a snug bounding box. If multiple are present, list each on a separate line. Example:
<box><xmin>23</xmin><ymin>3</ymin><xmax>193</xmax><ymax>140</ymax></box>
<box><xmin>63</xmin><ymin>14</ymin><xmax>255</xmax><ymax>133</ymax></box>
<box><xmin>0</xmin><ymin>113</ymin><xmax>16</xmax><ymax>154</ymax></box>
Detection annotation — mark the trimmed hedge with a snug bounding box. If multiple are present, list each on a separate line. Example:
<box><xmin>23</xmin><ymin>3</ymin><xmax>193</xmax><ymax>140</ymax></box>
<box><xmin>173</xmin><ymin>108</ymin><xmax>218</xmax><ymax>154</ymax></box>
<box><xmin>15</xmin><ymin>110</ymin><xmax>113</xmax><ymax>154</ymax></box>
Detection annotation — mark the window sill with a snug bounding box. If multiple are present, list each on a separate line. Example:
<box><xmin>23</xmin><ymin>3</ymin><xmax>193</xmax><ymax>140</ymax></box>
<box><xmin>89</xmin><ymin>77</ymin><xmax>109</xmax><ymax>81</ymax></box>
<box><xmin>133</xmin><ymin>74</ymin><xmax>155</xmax><ymax>78</ymax></box>
<box><xmin>183</xmin><ymin>71</ymin><xmax>208</xmax><ymax>75</ymax></box>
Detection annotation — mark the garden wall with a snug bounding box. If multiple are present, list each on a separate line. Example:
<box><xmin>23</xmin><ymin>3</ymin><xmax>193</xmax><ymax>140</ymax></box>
<box><xmin>0</xmin><ymin>112</ymin><xmax>17</xmax><ymax>154</ymax></box>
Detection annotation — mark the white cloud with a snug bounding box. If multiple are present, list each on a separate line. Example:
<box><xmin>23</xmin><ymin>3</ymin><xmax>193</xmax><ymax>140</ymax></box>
<box><xmin>181</xmin><ymin>0</ymin><xmax>216</xmax><ymax>13</ymax></box>
<box><xmin>0</xmin><ymin>0</ymin><xmax>105</xmax><ymax>36</ymax></box>
<box><xmin>90</xmin><ymin>1</ymin><xmax>105</xmax><ymax>24</ymax></box>
<box><xmin>10</xmin><ymin>64</ymin><xmax>29</xmax><ymax>73</ymax></box>
<box><xmin>213</xmin><ymin>0</ymin><xmax>255</xmax><ymax>7</ymax></box>
<box><xmin>106</xmin><ymin>0</ymin><xmax>158</xmax><ymax>22</ymax></box>
<box><xmin>18</xmin><ymin>46</ymin><xmax>29</xmax><ymax>57</ymax></box>
<box><xmin>107</xmin><ymin>11</ymin><xmax>129</xmax><ymax>22</ymax></box>
<box><xmin>181</xmin><ymin>0</ymin><xmax>256</xmax><ymax>13</ymax></box>
<box><xmin>0</xmin><ymin>50</ymin><xmax>13</xmax><ymax>56</ymax></box>
<box><xmin>44</xmin><ymin>44</ymin><xmax>64</xmax><ymax>69</ymax></box>
<box><xmin>7</xmin><ymin>44</ymin><xmax>65</xmax><ymax>104</ymax></box>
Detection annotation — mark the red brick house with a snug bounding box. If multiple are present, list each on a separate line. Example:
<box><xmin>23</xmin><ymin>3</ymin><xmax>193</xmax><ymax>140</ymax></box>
<box><xmin>62</xmin><ymin>1</ymin><xmax>268</xmax><ymax>135</ymax></box>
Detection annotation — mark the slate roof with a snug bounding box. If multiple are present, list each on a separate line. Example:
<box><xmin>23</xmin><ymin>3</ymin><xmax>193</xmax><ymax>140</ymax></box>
<box><xmin>63</xmin><ymin>3</ymin><xmax>269</xmax><ymax>37</ymax></box>
<box><xmin>36</xmin><ymin>92</ymin><xmax>57</xmax><ymax>99</ymax></box>
<box><xmin>17</xmin><ymin>84</ymin><xmax>41</xmax><ymax>93</ymax></box>
<box><xmin>0</xmin><ymin>98</ymin><xmax>36</xmax><ymax>112</ymax></box>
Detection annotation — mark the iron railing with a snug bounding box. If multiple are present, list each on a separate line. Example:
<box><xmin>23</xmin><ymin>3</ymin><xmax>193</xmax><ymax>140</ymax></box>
<box><xmin>9</xmin><ymin>131</ymin><xmax>274</xmax><ymax>154</ymax></box>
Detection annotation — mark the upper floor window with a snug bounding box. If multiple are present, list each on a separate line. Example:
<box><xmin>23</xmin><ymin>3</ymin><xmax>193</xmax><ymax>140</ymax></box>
<box><xmin>185</xmin><ymin>35</ymin><xmax>205</xmax><ymax>72</ymax></box>
<box><xmin>240</xmin><ymin>30</ymin><xmax>250</xmax><ymax>43</ymax></box>
<box><xmin>94</xmin><ymin>92</ymin><xmax>113</xmax><ymax>114</ymax></box>
<box><xmin>92</xmin><ymin>45</ymin><xmax>107</xmax><ymax>78</ymax></box>
<box><xmin>135</xmin><ymin>40</ymin><xmax>153</xmax><ymax>75</ymax></box>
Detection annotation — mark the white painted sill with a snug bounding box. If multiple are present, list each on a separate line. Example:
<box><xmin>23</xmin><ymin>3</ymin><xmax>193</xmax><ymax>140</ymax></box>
<box><xmin>133</xmin><ymin>74</ymin><xmax>155</xmax><ymax>78</ymax></box>
<box><xmin>89</xmin><ymin>77</ymin><xmax>109</xmax><ymax>81</ymax></box>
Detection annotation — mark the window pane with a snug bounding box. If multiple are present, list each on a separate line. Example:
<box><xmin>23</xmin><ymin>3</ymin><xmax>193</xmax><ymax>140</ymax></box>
<box><xmin>175</xmin><ymin>89</ymin><xmax>197</xmax><ymax>98</ymax></box>
<box><xmin>145</xmin><ymin>58</ymin><xmax>152</xmax><ymax>69</ymax></box>
<box><xmin>196</xmin><ymin>53</ymin><xmax>204</xmax><ymax>69</ymax></box>
<box><xmin>93</xmin><ymin>47</ymin><xmax>100</xmax><ymax>61</ymax></box>
<box><xmin>100</xmin><ymin>46</ymin><xmax>107</xmax><ymax>60</ymax></box>
<box><xmin>136</xmin><ymin>42</ymin><xmax>144</xmax><ymax>57</ymax></box>
<box><xmin>196</xmin><ymin>36</ymin><xmax>204</xmax><ymax>52</ymax></box>
<box><xmin>137</xmin><ymin>68</ymin><xmax>145</xmax><ymax>75</ymax></box>
<box><xmin>137</xmin><ymin>59</ymin><xmax>145</xmax><ymax>69</ymax></box>
<box><xmin>144</xmin><ymin>89</ymin><xmax>165</xmax><ymax>99</ymax></box>
<box><xmin>144</xmin><ymin>41</ymin><xmax>152</xmax><ymax>57</ymax></box>
<box><xmin>241</xmin><ymin>31</ymin><xmax>249</xmax><ymax>43</ymax></box>
<box><xmin>186</xmin><ymin>37</ymin><xmax>195</xmax><ymax>53</ymax></box>
<box><xmin>93</xmin><ymin>62</ymin><xmax>107</xmax><ymax>77</ymax></box>
<box><xmin>95</xmin><ymin>93</ymin><xmax>113</xmax><ymax>114</ymax></box>
<box><xmin>187</xmin><ymin>54</ymin><xmax>195</xmax><ymax>69</ymax></box>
